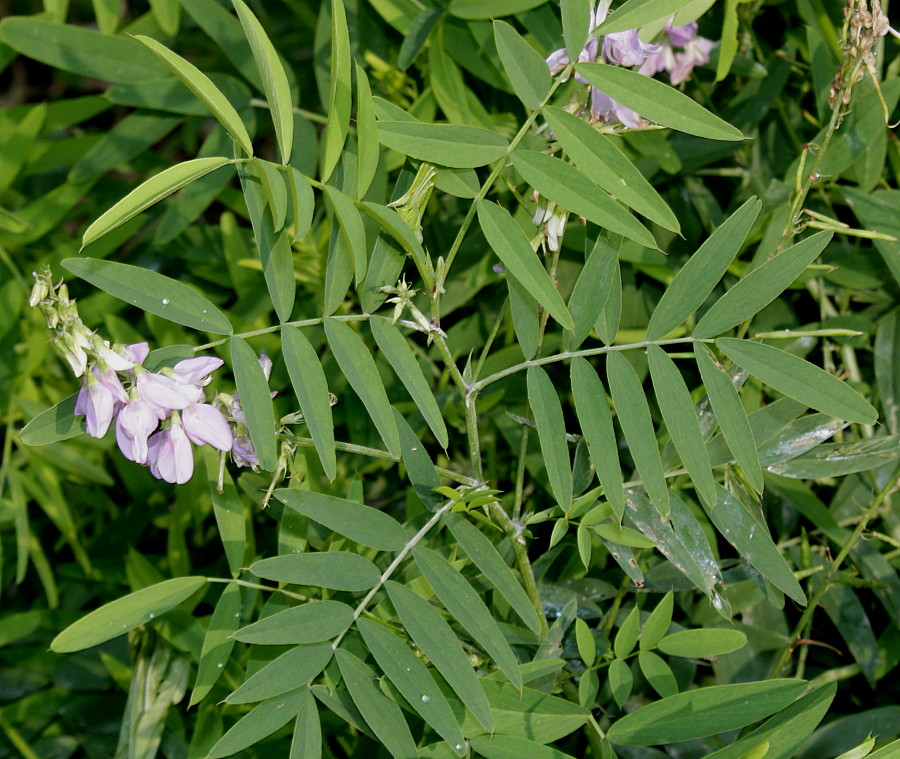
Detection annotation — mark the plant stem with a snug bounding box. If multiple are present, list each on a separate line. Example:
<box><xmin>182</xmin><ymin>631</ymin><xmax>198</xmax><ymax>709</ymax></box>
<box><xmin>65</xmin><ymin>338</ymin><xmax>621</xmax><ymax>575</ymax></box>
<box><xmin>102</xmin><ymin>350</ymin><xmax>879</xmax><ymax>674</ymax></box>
<box><xmin>206</xmin><ymin>576</ymin><xmax>311</xmax><ymax>602</ymax></box>
<box><xmin>471</xmin><ymin>337</ymin><xmax>709</xmax><ymax>392</ymax></box>
<box><xmin>488</xmin><ymin>500</ymin><xmax>549</xmax><ymax>637</ymax></box>
<box><xmin>769</xmin><ymin>465</ymin><xmax>899</xmax><ymax>677</ymax></box>
<box><xmin>332</xmin><ymin>500</ymin><xmax>457</xmax><ymax>650</ymax></box>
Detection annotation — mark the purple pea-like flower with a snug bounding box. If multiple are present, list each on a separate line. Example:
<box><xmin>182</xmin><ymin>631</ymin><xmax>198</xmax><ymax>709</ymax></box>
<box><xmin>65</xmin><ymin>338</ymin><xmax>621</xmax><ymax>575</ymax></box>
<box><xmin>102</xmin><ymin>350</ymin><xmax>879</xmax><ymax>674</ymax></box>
<box><xmin>182</xmin><ymin>403</ymin><xmax>233</xmax><ymax>451</ymax></box>
<box><xmin>602</xmin><ymin>30</ymin><xmax>660</xmax><ymax>67</ymax></box>
<box><xmin>76</xmin><ymin>372</ymin><xmax>118</xmax><ymax>438</ymax></box>
<box><xmin>122</xmin><ymin>342</ymin><xmax>150</xmax><ymax>366</ymax></box>
<box><xmin>670</xmin><ymin>37</ymin><xmax>714</xmax><ymax>85</ymax></box>
<box><xmin>591</xmin><ymin>87</ymin><xmax>644</xmax><ymax>128</ymax></box>
<box><xmin>171</xmin><ymin>356</ymin><xmax>224</xmax><ymax>386</ymax></box>
<box><xmin>135</xmin><ymin>368</ymin><xmax>204</xmax><ymax>416</ymax></box>
<box><xmin>231</xmin><ymin>435</ymin><xmax>258</xmax><ymax>468</ymax></box>
<box><xmin>147</xmin><ymin>416</ymin><xmax>194</xmax><ymax>484</ymax></box>
<box><xmin>116</xmin><ymin>397</ymin><xmax>159</xmax><ymax>464</ymax></box>
<box><xmin>666</xmin><ymin>21</ymin><xmax>698</xmax><ymax>47</ymax></box>
<box><xmin>95</xmin><ymin>366</ymin><xmax>129</xmax><ymax>404</ymax></box>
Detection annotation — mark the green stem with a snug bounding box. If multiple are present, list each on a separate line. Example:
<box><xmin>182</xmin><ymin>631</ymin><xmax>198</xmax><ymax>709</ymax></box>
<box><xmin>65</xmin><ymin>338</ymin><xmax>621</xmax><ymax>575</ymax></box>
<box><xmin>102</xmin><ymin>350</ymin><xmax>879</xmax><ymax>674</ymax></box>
<box><xmin>282</xmin><ymin>432</ymin><xmax>476</xmax><ymax>485</ymax></box>
<box><xmin>488</xmin><ymin>500</ymin><xmax>549</xmax><ymax>637</ymax></box>
<box><xmin>249</xmin><ymin>97</ymin><xmax>329</xmax><ymax>125</ymax></box>
<box><xmin>471</xmin><ymin>337</ymin><xmax>709</xmax><ymax>392</ymax></box>
<box><xmin>769</xmin><ymin>465</ymin><xmax>900</xmax><ymax>677</ymax></box>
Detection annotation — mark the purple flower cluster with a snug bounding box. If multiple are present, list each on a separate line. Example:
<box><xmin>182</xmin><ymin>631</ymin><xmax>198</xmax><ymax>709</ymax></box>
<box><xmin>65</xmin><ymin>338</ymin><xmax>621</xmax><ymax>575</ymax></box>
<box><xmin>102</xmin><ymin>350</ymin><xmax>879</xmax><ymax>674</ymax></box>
<box><xmin>546</xmin><ymin>2</ymin><xmax>714</xmax><ymax>127</ymax></box>
<box><xmin>76</xmin><ymin>343</ymin><xmax>234</xmax><ymax>484</ymax></box>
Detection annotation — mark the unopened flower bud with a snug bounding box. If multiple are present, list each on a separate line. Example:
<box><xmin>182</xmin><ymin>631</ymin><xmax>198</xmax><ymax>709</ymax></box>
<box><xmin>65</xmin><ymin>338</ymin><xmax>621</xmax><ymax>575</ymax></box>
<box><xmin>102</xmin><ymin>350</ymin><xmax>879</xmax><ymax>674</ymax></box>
<box><xmin>29</xmin><ymin>276</ymin><xmax>49</xmax><ymax>308</ymax></box>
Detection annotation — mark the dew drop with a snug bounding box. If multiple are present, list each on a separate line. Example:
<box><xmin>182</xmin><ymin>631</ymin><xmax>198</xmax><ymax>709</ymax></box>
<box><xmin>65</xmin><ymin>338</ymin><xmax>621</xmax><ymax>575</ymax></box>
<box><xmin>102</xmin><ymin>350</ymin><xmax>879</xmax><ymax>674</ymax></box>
<box><xmin>420</xmin><ymin>694</ymin><xmax>431</xmax><ymax>703</ymax></box>
<box><xmin>217</xmin><ymin>663</ymin><xmax>224</xmax><ymax>668</ymax></box>
<box><xmin>455</xmin><ymin>745</ymin><xmax>463</xmax><ymax>751</ymax></box>
<box><xmin>202</xmin><ymin>309</ymin><xmax>207</xmax><ymax>313</ymax></box>
<box><xmin>162</xmin><ymin>298</ymin><xmax>170</xmax><ymax>305</ymax></box>
<box><xmin>411</xmin><ymin>447</ymin><xmax>418</xmax><ymax>451</ymax></box>
<box><xmin>148</xmin><ymin>613</ymin><xmax>155</xmax><ymax>619</ymax></box>
<box><xmin>405</xmin><ymin>667</ymin><xmax>411</xmax><ymax>672</ymax></box>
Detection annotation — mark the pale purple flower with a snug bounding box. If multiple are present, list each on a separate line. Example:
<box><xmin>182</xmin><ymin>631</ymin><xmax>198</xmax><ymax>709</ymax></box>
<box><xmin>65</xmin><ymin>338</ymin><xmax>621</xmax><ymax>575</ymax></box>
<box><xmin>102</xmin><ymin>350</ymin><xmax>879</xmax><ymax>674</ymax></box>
<box><xmin>76</xmin><ymin>372</ymin><xmax>117</xmax><ymax>438</ymax></box>
<box><xmin>135</xmin><ymin>368</ymin><xmax>203</xmax><ymax>415</ymax></box>
<box><xmin>638</xmin><ymin>45</ymin><xmax>677</xmax><ymax>77</ymax></box>
<box><xmin>546</xmin><ymin>0</ymin><xmax>607</xmax><ymax>81</ymax></box>
<box><xmin>231</xmin><ymin>435</ymin><xmax>258</xmax><ymax>468</ymax></box>
<box><xmin>116</xmin><ymin>397</ymin><xmax>159</xmax><ymax>464</ymax></box>
<box><xmin>171</xmin><ymin>356</ymin><xmax>223</xmax><ymax>386</ymax></box>
<box><xmin>147</xmin><ymin>416</ymin><xmax>194</xmax><ymax>484</ymax></box>
<box><xmin>670</xmin><ymin>37</ymin><xmax>714</xmax><ymax>85</ymax></box>
<box><xmin>182</xmin><ymin>403</ymin><xmax>233</xmax><ymax>451</ymax></box>
<box><xmin>602</xmin><ymin>30</ymin><xmax>660</xmax><ymax>66</ymax></box>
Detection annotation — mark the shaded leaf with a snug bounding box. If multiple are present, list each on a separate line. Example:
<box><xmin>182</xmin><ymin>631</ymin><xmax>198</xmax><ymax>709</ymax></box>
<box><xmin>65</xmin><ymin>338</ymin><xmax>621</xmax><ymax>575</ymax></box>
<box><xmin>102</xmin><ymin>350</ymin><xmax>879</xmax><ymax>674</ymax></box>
<box><xmin>322</xmin><ymin>0</ymin><xmax>352</xmax><ymax>180</ymax></box>
<box><xmin>378</xmin><ymin>121</ymin><xmax>509</xmax><ymax>168</ymax></box>
<box><xmin>250</xmin><ymin>552</ymin><xmax>381</xmax><ymax>591</ymax></box>
<box><xmin>209</xmin><ymin>688</ymin><xmax>308</xmax><ymax>758</ymax></box>
<box><xmin>190</xmin><ymin>582</ymin><xmax>241</xmax><ymax>706</ymax></box>
<box><xmin>528</xmin><ymin>367</ymin><xmax>573</xmax><ymax>510</ymax></box>
<box><xmin>275</xmin><ymin>490</ymin><xmax>407</xmax><ymax>551</ymax></box>
<box><xmin>657</xmin><ymin>628</ymin><xmax>747</xmax><ymax>658</ymax></box>
<box><xmin>227</xmin><ymin>644</ymin><xmax>333</xmax><ymax>704</ymax></box>
<box><xmin>232</xmin><ymin>601</ymin><xmax>354</xmax><ymax>644</ymax></box>
<box><xmin>494</xmin><ymin>21</ymin><xmax>551</xmax><ymax>109</ymax></box>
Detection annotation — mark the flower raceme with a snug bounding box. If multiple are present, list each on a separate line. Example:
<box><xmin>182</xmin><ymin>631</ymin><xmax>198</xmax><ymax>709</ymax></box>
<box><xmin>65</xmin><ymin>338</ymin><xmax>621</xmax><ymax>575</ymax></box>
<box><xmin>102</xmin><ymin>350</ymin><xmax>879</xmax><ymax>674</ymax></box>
<box><xmin>29</xmin><ymin>268</ymin><xmax>266</xmax><ymax>485</ymax></box>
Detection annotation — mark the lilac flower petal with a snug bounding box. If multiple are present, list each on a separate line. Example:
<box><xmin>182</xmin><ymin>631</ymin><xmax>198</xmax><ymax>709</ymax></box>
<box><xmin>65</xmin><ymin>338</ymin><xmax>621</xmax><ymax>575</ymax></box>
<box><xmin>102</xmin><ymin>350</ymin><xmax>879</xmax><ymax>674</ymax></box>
<box><xmin>116</xmin><ymin>399</ymin><xmax>159</xmax><ymax>464</ymax></box>
<box><xmin>602</xmin><ymin>30</ymin><xmax>653</xmax><ymax>67</ymax></box>
<box><xmin>182</xmin><ymin>403</ymin><xmax>234</xmax><ymax>451</ymax></box>
<box><xmin>136</xmin><ymin>371</ymin><xmax>197</xmax><ymax>411</ymax></box>
<box><xmin>172</xmin><ymin>356</ymin><xmax>224</xmax><ymax>385</ymax></box>
<box><xmin>546</xmin><ymin>47</ymin><xmax>570</xmax><ymax>74</ymax></box>
<box><xmin>75</xmin><ymin>381</ymin><xmax>89</xmax><ymax>417</ymax></box>
<box><xmin>84</xmin><ymin>380</ymin><xmax>117</xmax><ymax>438</ymax></box>
<box><xmin>258</xmin><ymin>354</ymin><xmax>273</xmax><ymax>381</ymax></box>
<box><xmin>123</xmin><ymin>342</ymin><xmax>150</xmax><ymax>365</ymax></box>
<box><xmin>232</xmin><ymin>435</ymin><xmax>258</xmax><ymax>467</ymax></box>
<box><xmin>149</xmin><ymin>424</ymin><xmax>194</xmax><ymax>484</ymax></box>
<box><xmin>670</xmin><ymin>37</ymin><xmax>713</xmax><ymax>85</ymax></box>
<box><xmin>96</xmin><ymin>342</ymin><xmax>134</xmax><ymax>372</ymax></box>
<box><xmin>95</xmin><ymin>367</ymin><xmax>129</xmax><ymax>404</ymax></box>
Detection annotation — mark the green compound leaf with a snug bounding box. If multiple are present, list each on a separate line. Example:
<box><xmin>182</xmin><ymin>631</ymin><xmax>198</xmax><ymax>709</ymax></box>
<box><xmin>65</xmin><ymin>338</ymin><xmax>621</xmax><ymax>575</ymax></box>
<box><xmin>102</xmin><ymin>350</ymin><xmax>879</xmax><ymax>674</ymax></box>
<box><xmin>209</xmin><ymin>688</ymin><xmax>308</xmax><ymax>758</ymax></box>
<box><xmin>274</xmin><ymin>490</ymin><xmax>408</xmax><ymax>551</ymax></box>
<box><xmin>378</xmin><ymin>121</ymin><xmax>509</xmax><ymax>168</ymax></box>
<box><xmin>226</xmin><ymin>643</ymin><xmax>334</xmax><ymax>704</ymax></box>
<box><xmin>370</xmin><ymin>316</ymin><xmax>448</xmax><ymax>448</ymax></box>
<box><xmin>511</xmin><ymin>150</ymin><xmax>657</xmax><ymax>249</ymax></box>
<box><xmin>638</xmin><ymin>650</ymin><xmax>678</xmax><ymax>698</ymax></box>
<box><xmin>543</xmin><ymin>107</ymin><xmax>680</xmax><ymax>232</ymax></box>
<box><xmin>413</xmin><ymin>546</ymin><xmax>523</xmax><ymax>690</ymax></box>
<box><xmin>281</xmin><ymin>326</ymin><xmax>337</xmax><ymax>480</ymax></box>
<box><xmin>325</xmin><ymin>318</ymin><xmax>401</xmax><ymax>458</ymax></box>
<box><xmin>357</xmin><ymin>619</ymin><xmax>466</xmax><ymax>753</ymax></box>
<box><xmin>470</xmin><ymin>736</ymin><xmax>578</xmax><ymax>759</ymax></box>
<box><xmin>232</xmin><ymin>600</ymin><xmax>354</xmax><ymax>644</ymax></box>
<box><xmin>596</xmin><ymin>0</ymin><xmax>699</xmax><ymax>34</ymax></box>
<box><xmin>717</xmin><ymin>338</ymin><xmax>878</xmax><ymax>425</ymax></box>
<box><xmin>324</xmin><ymin>185</ymin><xmax>367</xmax><ymax>284</ymax></box>
<box><xmin>607</xmin><ymin>351</ymin><xmax>669</xmax><ymax>516</ymax></box>
<box><xmin>493</xmin><ymin>20</ymin><xmax>551</xmax><ymax>110</ymax></box>
<box><xmin>387</xmin><ymin>581</ymin><xmax>494</xmax><ymax>732</ymax></box>
<box><xmin>80</xmin><ymin>157</ymin><xmax>232</xmax><ymax>248</ymax></box>
<box><xmin>706</xmin><ymin>485</ymin><xmax>806</xmax><ymax>605</ymax></box>
<box><xmin>230</xmin><ymin>336</ymin><xmax>277</xmax><ymax>471</ymax></box>
<box><xmin>189</xmin><ymin>581</ymin><xmax>241</xmax><ymax>706</ymax></box>
<box><xmin>233</xmin><ymin>0</ymin><xmax>293</xmax><ymax>163</ymax></box>
<box><xmin>647</xmin><ymin>197</ymin><xmax>761</xmax><ymax>340</ymax></box>
<box><xmin>608</xmin><ymin>679</ymin><xmax>808</xmax><ymax>746</ymax></box>
<box><xmin>249</xmin><ymin>552</ymin><xmax>381</xmax><ymax>591</ymax></box>
<box><xmin>321</xmin><ymin>0</ymin><xmax>352</xmax><ymax>181</ymax></box>
<box><xmin>527</xmin><ymin>366</ymin><xmax>573</xmax><ymax>511</ymax></box>
<box><xmin>133</xmin><ymin>35</ymin><xmax>253</xmax><ymax>155</ymax></box>
<box><xmin>562</xmin><ymin>0</ymin><xmax>592</xmax><ymax>61</ymax></box>
<box><xmin>336</xmin><ymin>650</ymin><xmax>419</xmax><ymax>759</ymax></box>
<box><xmin>62</xmin><ymin>258</ymin><xmax>232</xmax><ymax>335</ymax></box>
<box><xmin>290</xmin><ymin>689</ymin><xmax>322</xmax><ymax>759</ymax></box>
<box><xmin>20</xmin><ymin>394</ymin><xmax>83</xmax><ymax>446</ymax></box>
<box><xmin>576</xmin><ymin>62</ymin><xmax>745</xmax><ymax>141</ymax></box>
<box><xmin>694</xmin><ymin>231</ymin><xmax>833</xmax><ymax>338</ymax></box>
<box><xmin>444</xmin><ymin>512</ymin><xmax>543</xmax><ymax>633</ymax></box>
<box><xmin>571</xmin><ymin>357</ymin><xmax>626</xmax><ymax>520</ymax></box>
<box><xmin>657</xmin><ymin>628</ymin><xmax>748</xmax><ymax>658</ymax></box>
<box><xmin>648</xmin><ymin>345</ymin><xmax>717</xmax><ymax>509</ymax></box>
<box><xmin>640</xmin><ymin>592</ymin><xmax>673</xmax><ymax>650</ymax></box>
<box><xmin>695</xmin><ymin>343</ymin><xmax>764</xmax><ymax>492</ymax></box>
<box><xmin>51</xmin><ymin>576</ymin><xmax>206</xmax><ymax>652</ymax></box>
<box><xmin>477</xmin><ymin>200</ymin><xmax>574</xmax><ymax>330</ymax></box>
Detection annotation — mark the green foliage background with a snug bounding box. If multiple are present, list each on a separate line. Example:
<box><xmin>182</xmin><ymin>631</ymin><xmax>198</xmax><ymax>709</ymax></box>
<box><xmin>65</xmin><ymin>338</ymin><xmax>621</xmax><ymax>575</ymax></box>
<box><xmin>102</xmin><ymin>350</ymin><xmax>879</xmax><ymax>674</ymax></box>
<box><xmin>1</xmin><ymin>0</ymin><xmax>900</xmax><ymax>758</ymax></box>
